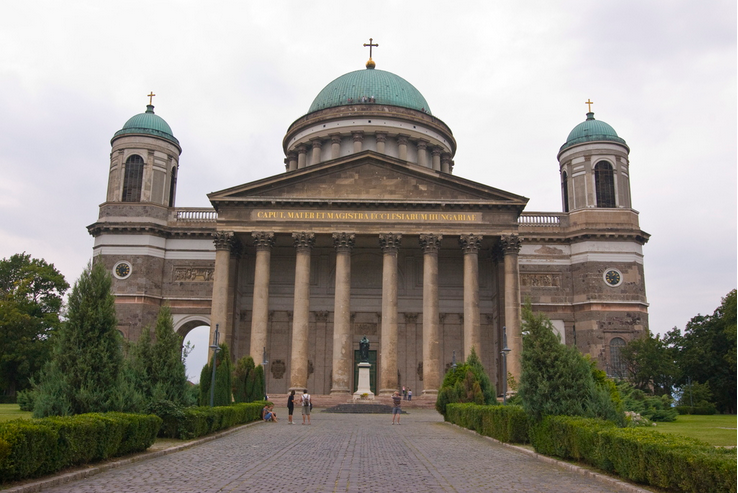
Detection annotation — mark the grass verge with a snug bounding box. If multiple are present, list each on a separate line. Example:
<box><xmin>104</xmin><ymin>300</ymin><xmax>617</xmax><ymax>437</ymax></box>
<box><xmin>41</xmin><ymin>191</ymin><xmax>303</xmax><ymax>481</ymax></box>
<box><xmin>0</xmin><ymin>404</ymin><xmax>31</xmax><ymax>422</ymax></box>
<box><xmin>654</xmin><ymin>414</ymin><xmax>736</xmax><ymax>447</ymax></box>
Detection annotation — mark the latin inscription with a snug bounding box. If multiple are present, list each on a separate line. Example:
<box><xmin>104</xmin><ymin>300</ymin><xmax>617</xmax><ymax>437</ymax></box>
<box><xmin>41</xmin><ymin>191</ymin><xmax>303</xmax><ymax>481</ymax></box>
<box><xmin>174</xmin><ymin>268</ymin><xmax>214</xmax><ymax>282</ymax></box>
<box><xmin>253</xmin><ymin>210</ymin><xmax>481</xmax><ymax>223</ymax></box>
<box><xmin>521</xmin><ymin>273</ymin><xmax>561</xmax><ymax>288</ymax></box>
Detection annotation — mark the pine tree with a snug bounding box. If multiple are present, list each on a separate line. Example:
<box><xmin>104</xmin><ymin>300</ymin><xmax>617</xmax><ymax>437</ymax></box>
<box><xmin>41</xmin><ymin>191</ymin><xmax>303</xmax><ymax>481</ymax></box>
<box><xmin>435</xmin><ymin>347</ymin><xmax>496</xmax><ymax>415</ymax></box>
<box><xmin>32</xmin><ymin>262</ymin><xmax>123</xmax><ymax>417</ymax></box>
<box><xmin>518</xmin><ymin>304</ymin><xmax>621</xmax><ymax>422</ymax></box>
<box><xmin>199</xmin><ymin>343</ymin><xmax>232</xmax><ymax>406</ymax></box>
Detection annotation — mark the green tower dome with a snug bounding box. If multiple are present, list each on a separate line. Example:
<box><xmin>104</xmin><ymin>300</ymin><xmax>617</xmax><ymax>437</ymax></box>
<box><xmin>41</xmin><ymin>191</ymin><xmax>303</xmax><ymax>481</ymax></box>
<box><xmin>113</xmin><ymin>105</ymin><xmax>180</xmax><ymax>146</ymax></box>
<box><xmin>308</xmin><ymin>67</ymin><xmax>431</xmax><ymax>115</ymax></box>
<box><xmin>560</xmin><ymin>112</ymin><xmax>627</xmax><ymax>153</ymax></box>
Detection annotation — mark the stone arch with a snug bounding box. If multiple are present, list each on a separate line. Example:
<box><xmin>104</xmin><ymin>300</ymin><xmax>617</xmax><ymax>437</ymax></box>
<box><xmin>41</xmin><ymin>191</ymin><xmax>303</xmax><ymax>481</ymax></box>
<box><xmin>174</xmin><ymin>314</ymin><xmax>211</xmax><ymax>340</ymax></box>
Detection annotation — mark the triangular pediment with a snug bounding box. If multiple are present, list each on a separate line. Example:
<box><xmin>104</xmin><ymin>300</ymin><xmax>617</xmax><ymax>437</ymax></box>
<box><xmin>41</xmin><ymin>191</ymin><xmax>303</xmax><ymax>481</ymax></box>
<box><xmin>209</xmin><ymin>151</ymin><xmax>527</xmax><ymax>207</ymax></box>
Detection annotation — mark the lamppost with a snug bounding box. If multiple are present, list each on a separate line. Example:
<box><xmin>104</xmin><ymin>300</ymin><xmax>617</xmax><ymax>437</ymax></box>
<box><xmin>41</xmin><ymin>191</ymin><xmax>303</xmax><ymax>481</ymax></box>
<box><xmin>262</xmin><ymin>346</ymin><xmax>268</xmax><ymax>401</ymax></box>
<box><xmin>451</xmin><ymin>350</ymin><xmax>457</xmax><ymax>370</ymax></box>
<box><xmin>501</xmin><ymin>326</ymin><xmax>511</xmax><ymax>404</ymax></box>
<box><xmin>209</xmin><ymin>324</ymin><xmax>220</xmax><ymax>407</ymax></box>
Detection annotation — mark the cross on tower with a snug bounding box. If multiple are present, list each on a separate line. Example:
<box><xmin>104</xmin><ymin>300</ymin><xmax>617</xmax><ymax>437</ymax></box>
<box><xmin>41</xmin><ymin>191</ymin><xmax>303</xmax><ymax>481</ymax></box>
<box><xmin>363</xmin><ymin>38</ymin><xmax>378</xmax><ymax>59</ymax></box>
<box><xmin>585</xmin><ymin>99</ymin><xmax>594</xmax><ymax>112</ymax></box>
<box><xmin>148</xmin><ymin>92</ymin><xmax>156</xmax><ymax>105</ymax></box>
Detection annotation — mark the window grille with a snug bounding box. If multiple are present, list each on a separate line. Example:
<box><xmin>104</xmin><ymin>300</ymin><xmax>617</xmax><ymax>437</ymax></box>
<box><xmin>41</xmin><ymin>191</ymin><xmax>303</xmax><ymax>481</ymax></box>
<box><xmin>122</xmin><ymin>155</ymin><xmax>144</xmax><ymax>202</ymax></box>
<box><xmin>594</xmin><ymin>161</ymin><xmax>616</xmax><ymax>208</ymax></box>
<box><xmin>609</xmin><ymin>337</ymin><xmax>626</xmax><ymax>378</ymax></box>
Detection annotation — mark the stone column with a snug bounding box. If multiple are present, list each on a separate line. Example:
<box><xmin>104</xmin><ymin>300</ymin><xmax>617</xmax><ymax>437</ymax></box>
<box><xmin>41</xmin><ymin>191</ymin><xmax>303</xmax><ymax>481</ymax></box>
<box><xmin>378</xmin><ymin>233</ymin><xmax>401</xmax><ymax>395</ymax></box>
<box><xmin>417</xmin><ymin>140</ymin><xmax>429</xmax><ymax>167</ymax></box>
<box><xmin>211</xmin><ymin>232</ymin><xmax>233</xmax><ymax>348</ymax></box>
<box><xmin>420</xmin><ymin>234</ymin><xmax>442</xmax><ymax>395</ymax></box>
<box><xmin>352</xmin><ymin>131</ymin><xmax>364</xmax><ymax>153</ymax></box>
<box><xmin>330</xmin><ymin>134</ymin><xmax>341</xmax><ymax>159</ymax></box>
<box><xmin>289</xmin><ymin>232</ymin><xmax>315</xmax><ymax>391</ymax></box>
<box><xmin>296</xmin><ymin>144</ymin><xmax>307</xmax><ymax>169</ymax></box>
<box><xmin>500</xmin><ymin>235</ymin><xmax>522</xmax><ymax>382</ymax></box>
<box><xmin>331</xmin><ymin>232</ymin><xmax>355</xmax><ymax>394</ymax></box>
<box><xmin>431</xmin><ymin>147</ymin><xmax>442</xmax><ymax>171</ymax></box>
<box><xmin>287</xmin><ymin>151</ymin><xmax>298</xmax><ymax>171</ymax></box>
<box><xmin>460</xmin><ymin>234</ymin><xmax>483</xmax><ymax>359</ymax></box>
<box><xmin>250</xmin><ymin>232</ymin><xmax>274</xmax><ymax>362</ymax></box>
<box><xmin>376</xmin><ymin>132</ymin><xmax>387</xmax><ymax>154</ymax></box>
<box><xmin>398</xmin><ymin>135</ymin><xmax>409</xmax><ymax>161</ymax></box>
<box><xmin>310</xmin><ymin>139</ymin><xmax>322</xmax><ymax>165</ymax></box>
<box><xmin>441</xmin><ymin>153</ymin><xmax>452</xmax><ymax>173</ymax></box>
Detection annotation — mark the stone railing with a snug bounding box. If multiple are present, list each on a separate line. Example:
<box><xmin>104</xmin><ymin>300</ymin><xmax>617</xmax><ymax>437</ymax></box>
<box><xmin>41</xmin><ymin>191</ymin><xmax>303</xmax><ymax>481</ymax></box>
<box><xmin>518</xmin><ymin>212</ymin><xmax>568</xmax><ymax>229</ymax></box>
<box><xmin>173</xmin><ymin>208</ymin><xmax>218</xmax><ymax>222</ymax></box>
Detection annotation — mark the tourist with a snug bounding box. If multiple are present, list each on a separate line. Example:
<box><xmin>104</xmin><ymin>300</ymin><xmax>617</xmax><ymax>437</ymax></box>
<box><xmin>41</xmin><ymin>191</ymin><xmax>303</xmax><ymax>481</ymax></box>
<box><xmin>287</xmin><ymin>390</ymin><xmax>295</xmax><ymax>424</ymax></box>
<box><xmin>301</xmin><ymin>389</ymin><xmax>312</xmax><ymax>425</ymax></box>
<box><xmin>262</xmin><ymin>404</ymin><xmax>277</xmax><ymax>422</ymax></box>
<box><xmin>392</xmin><ymin>391</ymin><xmax>402</xmax><ymax>424</ymax></box>
<box><xmin>408</xmin><ymin>388</ymin><xmax>412</xmax><ymax>401</ymax></box>
<box><xmin>402</xmin><ymin>386</ymin><xmax>407</xmax><ymax>400</ymax></box>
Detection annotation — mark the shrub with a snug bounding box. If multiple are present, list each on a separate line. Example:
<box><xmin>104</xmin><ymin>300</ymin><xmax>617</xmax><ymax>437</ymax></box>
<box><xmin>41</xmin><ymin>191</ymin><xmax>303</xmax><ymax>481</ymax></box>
<box><xmin>619</xmin><ymin>382</ymin><xmax>678</xmax><ymax>422</ymax></box>
<box><xmin>0</xmin><ymin>413</ymin><xmax>161</xmax><ymax>483</ymax></box>
<box><xmin>675</xmin><ymin>404</ymin><xmax>717</xmax><ymax>415</ymax></box>
<box><xmin>158</xmin><ymin>402</ymin><xmax>267</xmax><ymax>440</ymax></box>
<box><xmin>16</xmin><ymin>390</ymin><xmax>33</xmax><ymax>412</ymax></box>
<box><xmin>446</xmin><ymin>403</ymin><xmax>529</xmax><ymax>444</ymax></box>
<box><xmin>435</xmin><ymin>348</ymin><xmax>496</xmax><ymax>416</ymax></box>
<box><xmin>199</xmin><ymin>343</ymin><xmax>233</xmax><ymax>407</ymax></box>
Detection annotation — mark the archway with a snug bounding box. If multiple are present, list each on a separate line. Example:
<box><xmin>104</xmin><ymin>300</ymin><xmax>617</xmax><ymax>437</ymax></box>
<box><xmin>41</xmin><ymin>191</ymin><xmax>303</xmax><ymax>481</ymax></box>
<box><xmin>174</xmin><ymin>315</ymin><xmax>211</xmax><ymax>384</ymax></box>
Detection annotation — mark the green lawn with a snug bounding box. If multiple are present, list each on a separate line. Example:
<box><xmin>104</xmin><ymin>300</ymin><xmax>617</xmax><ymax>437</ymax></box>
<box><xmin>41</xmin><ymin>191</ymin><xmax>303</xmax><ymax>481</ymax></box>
<box><xmin>655</xmin><ymin>414</ymin><xmax>736</xmax><ymax>447</ymax></box>
<box><xmin>0</xmin><ymin>404</ymin><xmax>32</xmax><ymax>422</ymax></box>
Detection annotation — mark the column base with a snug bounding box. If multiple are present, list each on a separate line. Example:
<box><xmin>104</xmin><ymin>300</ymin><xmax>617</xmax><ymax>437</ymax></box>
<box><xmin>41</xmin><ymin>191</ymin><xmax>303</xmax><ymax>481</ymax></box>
<box><xmin>421</xmin><ymin>389</ymin><xmax>438</xmax><ymax>397</ymax></box>
<box><xmin>330</xmin><ymin>389</ymin><xmax>351</xmax><ymax>395</ymax></box>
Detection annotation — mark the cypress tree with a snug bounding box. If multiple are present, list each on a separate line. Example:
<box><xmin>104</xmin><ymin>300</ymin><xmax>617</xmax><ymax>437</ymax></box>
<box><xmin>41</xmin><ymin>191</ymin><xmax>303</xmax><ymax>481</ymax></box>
<box><xmin>233</xmin><ymin>356</ymin><xmax>255</xmax><ymax>403</ymax></box>
<box><xmin>32</xmin><ymin>262</ymin><xmax>122</xmax><ymax>417</ymax></box>
<box><xmin>199</xmin><ymin>343</ymin><xmax>232</xmax><ymax>406</ymax></box>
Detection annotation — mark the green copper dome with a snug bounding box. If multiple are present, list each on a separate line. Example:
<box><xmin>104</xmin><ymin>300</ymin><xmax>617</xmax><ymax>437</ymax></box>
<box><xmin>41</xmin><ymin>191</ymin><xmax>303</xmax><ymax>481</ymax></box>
<box><xmin>560</xmin><ymin>112</ymin><xmax>627</xmax><ymax>153</ymax></box>
<box><xmin>308</xmin><ymin>67</ymin><xmax>431</xmax><ymax>115</ymax></box>
<box><xmin>113</xmin><ymin>105</ymin><xmax>179</xmax><ymax>146</ymax></box>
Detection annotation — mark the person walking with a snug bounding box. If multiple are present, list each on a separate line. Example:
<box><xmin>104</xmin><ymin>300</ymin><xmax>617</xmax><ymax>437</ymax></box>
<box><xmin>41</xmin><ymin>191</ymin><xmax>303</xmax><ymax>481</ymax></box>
<box><xmin>287</xmin><ymin>390</ymin><xmax>295</xmax><ymax>424</ymax></box>
<box><xmin>392</xmin><ymin>391</ymin><xmax>402</xmax><ymax>424</ymax></box>
<box><xmin>408</xmin><ymin>388</ymin><xmax>412</xmax><ymax>401</ymax></box>
<box><xmin>301</xmin><ymin>389</ymin><xmax>312</xmax><ymax>425</ymax></box>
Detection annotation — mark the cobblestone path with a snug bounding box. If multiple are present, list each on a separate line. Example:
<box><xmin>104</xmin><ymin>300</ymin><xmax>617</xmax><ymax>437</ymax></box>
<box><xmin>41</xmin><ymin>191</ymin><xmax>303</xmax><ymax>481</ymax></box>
<box><xmin>42</xmin><ymin>410</ymin><xmax>632</xmax><ymax>493</ymax></box>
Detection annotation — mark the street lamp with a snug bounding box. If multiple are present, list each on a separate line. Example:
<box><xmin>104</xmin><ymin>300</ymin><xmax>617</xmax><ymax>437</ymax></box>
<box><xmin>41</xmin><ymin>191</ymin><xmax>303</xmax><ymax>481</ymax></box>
<box><xmin>262</xmin><ymin>346</ymin><xmax>268</xmax><ymax>401</ymax></box>
<box><xmin>451</xmin><ymin>350</ymin><xmax>457</xmax><ymax>370</ymax></box>
<box><xmin>501</xmin><ymin>326</ymin><xmax>512</xmax><ymax>404</ymax></box>
<box><xmin>209</xmin><ymin>324</ymin><xmax>221</xmax><ymax>407</ymax></box>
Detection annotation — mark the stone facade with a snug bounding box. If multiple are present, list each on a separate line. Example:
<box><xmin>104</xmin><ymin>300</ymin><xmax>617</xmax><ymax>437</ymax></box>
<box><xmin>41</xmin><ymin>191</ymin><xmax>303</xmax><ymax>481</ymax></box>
<box><xmin>89</xmin><ymin>68</ymin><xmax>649</xmax><ymax>395</ymax></box>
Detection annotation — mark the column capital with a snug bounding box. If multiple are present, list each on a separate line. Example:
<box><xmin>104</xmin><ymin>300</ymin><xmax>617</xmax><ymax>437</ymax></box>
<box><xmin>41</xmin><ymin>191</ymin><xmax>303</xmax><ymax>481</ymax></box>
<box><xmin>397</xmin><ymin>134</ymin><xmax>410</xmax><ymax>146</ymax></box>
<box><xmin>416</xmin><ymin>139</ymin><xmax>428</xmax><ymax>151</ymax></box>
<box><xmin>252</xmin><ymin>231</ymin><xmax>275</xmax><ymax>250</ymax></box>
<box><xmin>296</xmin><ymin>144</ymin><xmax>307</xmax><ymax>154</ymax></box>
<box><xmin>404</xmin><ymin>312</ymin><xmax>419</xmax><ymax>323</ymax></box>
<box><xmin>286</xmin><ymin>150</ymin><xmax>297</xmax><ymax>160</ymax></box>
<box><xmin>333</xmin><ymin>232</ymin><xmax>356</xmax><ymax>252</ymax></box>
<box><xmin>379</xmin><ymin>233</ymin><xmax>402</xmax><ymax>252</ymax></box>
<box><xmin>330</xmin><ymin>133</ymin><xmax>342</xmax><ymax>144</ymax></box>
<box><xmin>352</xmin><ymin>131</ymin><xmax>364</xmax><ymax>143</ymax></box>
<box><xmin>311</xmin><ymin>138</ymin><xmax>323</xmax><ymax>149</ymax></box>
<box><xmin>419</xmin><ymin>233</ymin><xmax>442</xmax><ymax>254</ymax></box>
<box><xmin>499</xmin><ymin>234</ymin><xmax>522</xmax><ymax>255</ymax></box>
<box><xmin>431</xmin><ymin>146</ymin><xmax>443</xmax><ymax>157</ymax></box>
<box><xmin>459</xmin><ymin>234</ymin><xmax>483</xmax><ymax>254</ymax></box>
<box><xmin>292</xmin><ymin>232</ymin><xmax>315</xmax><ymax>251</ymax></box>
<box><xmin>375</xmin><ymin>132</ymin><xmax>387</xmax><ymax>143</ymax></box>
<box><xmin>213</xmin><ymin>231</ymin><xmax>234</xmax><ymax>250</ymax></box>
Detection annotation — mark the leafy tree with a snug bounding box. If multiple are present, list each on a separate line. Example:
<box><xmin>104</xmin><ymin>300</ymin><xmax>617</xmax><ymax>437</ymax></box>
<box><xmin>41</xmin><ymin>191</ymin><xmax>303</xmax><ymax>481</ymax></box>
<box><xmin>619</xmin><ymin>329</ymin><xmax>678</xmax><ymax>397</ymax></box>
<box><xmin>31</xmin><ymin>261</ymin><xmax>123</xmax><ymax>417</ymax></box>
<box><xmin>676</xmin><ymin>381</ymin><xmax>713</xmax><ymax>408</ymax></box>
<box><xmin>199</xmin><ymin>343</ymin><xmax>232</xmax><ymax>406</ymax></box>
<box><xmin>0</xmin><ymin>253</ymin><xmax>68</xmax><ymax>396</ymax></box>
<box><xmin>518</xmin><ymin>304</ymin><xmax>621</xmax><ymax>423</ymax></box>
<box><xmin>672</xmin><ymin>290</ymin><xmax>736</xmax><ymax>413</ymax></box>
<box><xmin>435</xmin><ymin>348</ymin><xmax>496</xmax><ymax>415</ymax></box>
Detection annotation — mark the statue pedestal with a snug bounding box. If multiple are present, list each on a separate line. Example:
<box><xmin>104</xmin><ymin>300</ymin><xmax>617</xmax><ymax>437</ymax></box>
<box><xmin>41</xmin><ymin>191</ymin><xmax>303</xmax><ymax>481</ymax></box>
<box><xmin>352</xmin><ymin>362</ymin><xmax>374</xmax><ymax>401</ymax></box>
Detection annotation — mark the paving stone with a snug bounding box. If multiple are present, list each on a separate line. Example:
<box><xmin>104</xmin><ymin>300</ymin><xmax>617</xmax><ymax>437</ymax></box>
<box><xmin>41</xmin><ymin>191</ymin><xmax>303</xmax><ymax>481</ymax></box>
<box><xmin>41</xmin><ymin>410</ymin><xmax>639</xmax><ymax>493</ymax></box>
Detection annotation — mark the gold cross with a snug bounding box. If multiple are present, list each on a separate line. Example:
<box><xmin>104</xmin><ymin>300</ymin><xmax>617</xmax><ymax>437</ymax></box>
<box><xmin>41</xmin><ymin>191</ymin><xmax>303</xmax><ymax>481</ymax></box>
<box><xmin>363</xmin><ymin>38</ymin><xmax>378</xmax><ymax>58</ymax></box>
<box><xmin>585</xmin><ymin>99</ymin><xmax>594</xmax><ymax>112</ymax></box>
<box><xmin>148</xmin><ymin>92</ymin><xmax>156</xmax><ymax>105</ymax></box>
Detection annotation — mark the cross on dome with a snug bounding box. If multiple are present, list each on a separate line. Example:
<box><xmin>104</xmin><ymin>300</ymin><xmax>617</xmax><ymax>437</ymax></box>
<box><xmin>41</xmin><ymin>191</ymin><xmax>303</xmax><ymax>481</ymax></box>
<box><xmin>585</xmin><ymin>98</ymin><xmax>594</xmax><ymax>113</ymax></box>
<box><xmin>148</xmin><ymin>92</ymin><xmax>156</xmax><ymax>105</ymax></box>
<box><xmin>363</xmin><ymin>38</ymin><xmax>379</xmax><ymax>69</ymax></box>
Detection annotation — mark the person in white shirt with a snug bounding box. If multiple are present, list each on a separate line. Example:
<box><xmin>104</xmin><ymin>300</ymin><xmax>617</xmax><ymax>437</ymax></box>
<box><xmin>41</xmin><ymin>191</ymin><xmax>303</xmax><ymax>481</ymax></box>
<box><xmin>301</xmin><ymin>389</ymin><xmax>312</xmax><ymax>425</ymax></box>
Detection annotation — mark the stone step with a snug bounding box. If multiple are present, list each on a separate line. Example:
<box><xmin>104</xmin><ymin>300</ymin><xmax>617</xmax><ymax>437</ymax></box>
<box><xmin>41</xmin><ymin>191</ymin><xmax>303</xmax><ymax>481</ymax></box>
<box><xmin>265</xmin><ymin>393</ymin><xmax>438</xmax><ymax>409</ymax></box>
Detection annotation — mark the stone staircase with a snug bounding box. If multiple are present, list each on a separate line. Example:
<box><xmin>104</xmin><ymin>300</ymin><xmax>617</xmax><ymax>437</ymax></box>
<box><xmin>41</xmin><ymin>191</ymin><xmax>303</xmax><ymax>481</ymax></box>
<box><xmin>266</xmin><ymin>392</ymin><xmax>438</xmax><ymax>410</ymax></box>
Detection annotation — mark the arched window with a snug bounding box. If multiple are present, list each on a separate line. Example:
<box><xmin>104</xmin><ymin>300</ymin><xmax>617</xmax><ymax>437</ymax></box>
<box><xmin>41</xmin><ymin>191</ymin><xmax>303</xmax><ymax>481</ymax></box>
<box><xmin>122</xmin><ymin>154</ymin><xmax>144</xmax><ymax>202</ymax></box>
<box><xmin>562</xmin><ymin>171</ymin><xmax>570</xmax><ymax>212</ymax></box>
<box><xmin>168</xmin><ymin>167</ymin><xmax>177</xmax><ymax>207</ymax></box>
<box><xmin>609</xmin><ymin>337</ymin><xmax>626</xmax><ymax>378</ymax></box>
<box><xmin>594</xmin><ymin>161</ymin><xmax>616</xmax><ymax>208</ymax></box>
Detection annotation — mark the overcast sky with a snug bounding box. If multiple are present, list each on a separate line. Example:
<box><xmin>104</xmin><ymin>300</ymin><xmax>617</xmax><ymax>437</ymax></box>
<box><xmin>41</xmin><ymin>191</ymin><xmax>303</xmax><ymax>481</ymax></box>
<box><xmin>1</xmin><ymin>1</ymin><xmax>735</xmax><ymax>380</ymax></box>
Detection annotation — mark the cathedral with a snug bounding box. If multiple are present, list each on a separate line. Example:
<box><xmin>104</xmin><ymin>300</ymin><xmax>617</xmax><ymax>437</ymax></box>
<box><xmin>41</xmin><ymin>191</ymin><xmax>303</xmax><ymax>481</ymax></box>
<box><xmin>89</xmin><ymin>50</ymin><xmax>649</xmax><ymax>397</ymax></box>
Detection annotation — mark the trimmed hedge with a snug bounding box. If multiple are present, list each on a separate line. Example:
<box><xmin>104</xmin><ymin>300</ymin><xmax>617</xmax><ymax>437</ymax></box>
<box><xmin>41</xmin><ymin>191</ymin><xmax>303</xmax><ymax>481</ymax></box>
<box><xmin>675</xmin><ymin>405</ymin><xmax>717</xmax><ymax>415</ymax></box>
<box><xmin>0</xmin><ymin>413</ymin><xmax>161</xmax><ymax>483</ymax></box>
<box><xmin>158</xmin><ymin>402</ymin><xmax>267</xmax><ymax>439</ymax></box>
<box><xmin>530</xmin><ymin>416</ymin><xmax>737</xmax><ymax>493</ymax></box>
<box><xmin>445</xmin><ymin>403</ymin><xmax>529</xmax><ymax>443</ymax></box>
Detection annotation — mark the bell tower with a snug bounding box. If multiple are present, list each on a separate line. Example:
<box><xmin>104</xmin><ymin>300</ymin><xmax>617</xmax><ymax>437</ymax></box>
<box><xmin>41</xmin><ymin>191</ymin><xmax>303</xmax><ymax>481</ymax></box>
<box><xmin>557</xmin><ymin>101</ymin><xmax>632</xmax><ymax>212</ymax></box>
<box><xmin>105</xmin><ymin>94</ymin><xmax>182</xmax><ymax>207</ymax></box>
